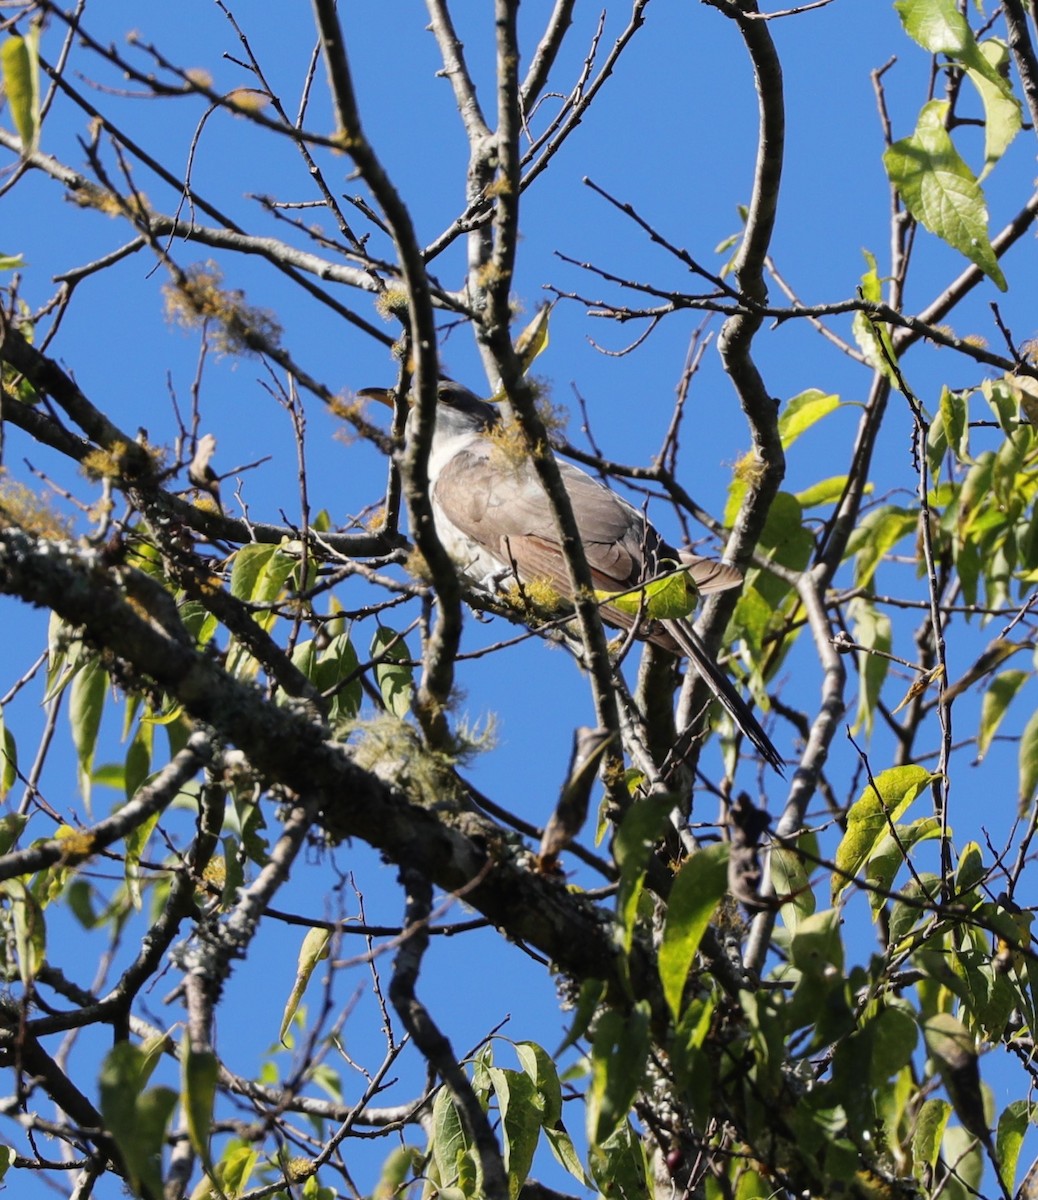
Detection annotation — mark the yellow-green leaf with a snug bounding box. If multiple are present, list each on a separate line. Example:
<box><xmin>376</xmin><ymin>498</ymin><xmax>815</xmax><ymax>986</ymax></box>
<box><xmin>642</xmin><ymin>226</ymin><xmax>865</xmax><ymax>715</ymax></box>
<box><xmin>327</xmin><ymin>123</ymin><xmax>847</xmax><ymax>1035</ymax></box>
<box><xmin>1</xmin><ymin>32</ymin><xmax>40</xmax><ymax>154</ymax></box>
<box><xmin>514</xmin><ymin>303</ymin><xmax>551</xmax><ymax>376</ymax></box>
<box><xmin>833</xmin><ymin>765</ymin><xmax>935</xmax><ymax>901</ymax></box>
<box><xmin>777</xmin><ymin>389</ymin><xmax>840</xmax><ymax>448</ymax></box>
<box><xmin>1018</xmin><ymin>708</ymin><xmax>1038</xmax><ymax>815</ymax></box>
<box><xmin>280</xmin><ymin>926</ymin><xmax>331</xmax><ymax>1044</ymax></box>
<box><xmin>595</xmin><ymin>569</ymin><xmax>696</xmax><ymax>622</ymax></box>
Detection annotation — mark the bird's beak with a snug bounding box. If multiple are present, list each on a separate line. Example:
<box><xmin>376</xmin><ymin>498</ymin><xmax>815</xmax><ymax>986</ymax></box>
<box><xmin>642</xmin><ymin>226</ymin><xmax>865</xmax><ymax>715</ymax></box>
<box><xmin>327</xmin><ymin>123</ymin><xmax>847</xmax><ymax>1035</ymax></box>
<box><xmin>356</xmin><ymin>386</ymin><xmax>398</xmax><ymax>409</ymax></box>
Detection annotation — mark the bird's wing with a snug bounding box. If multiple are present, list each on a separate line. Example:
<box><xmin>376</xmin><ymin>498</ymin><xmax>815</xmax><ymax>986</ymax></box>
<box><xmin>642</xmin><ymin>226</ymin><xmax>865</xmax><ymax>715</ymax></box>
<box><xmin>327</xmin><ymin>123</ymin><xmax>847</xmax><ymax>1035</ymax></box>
<box><xmin>434</xmin><ymin>447</ymin><xmax>654</xmax><ymax>592</ymax></box>
<box><xmin>434</xmin><ymin>441</ymin><xmax>784</xmax><ymax>773</ymax></box>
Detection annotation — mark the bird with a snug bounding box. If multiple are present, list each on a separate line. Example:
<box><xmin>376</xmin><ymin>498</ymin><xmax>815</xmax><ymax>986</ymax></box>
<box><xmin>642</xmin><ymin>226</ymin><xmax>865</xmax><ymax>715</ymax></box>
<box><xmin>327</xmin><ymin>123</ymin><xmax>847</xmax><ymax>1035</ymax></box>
<box><xmin>361</xmin><ymin>380</ymin><xmax>784</xmax><ymax>774</ymax></box>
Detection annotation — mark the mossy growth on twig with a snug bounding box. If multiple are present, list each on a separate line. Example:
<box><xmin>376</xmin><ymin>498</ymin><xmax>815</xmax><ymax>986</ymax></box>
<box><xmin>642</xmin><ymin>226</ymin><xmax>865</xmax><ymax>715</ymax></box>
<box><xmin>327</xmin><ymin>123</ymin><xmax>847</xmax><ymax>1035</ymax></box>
<box><xmin>163</xmin><ymin>261</ymin><xmax>282</xmax><ymax>357</ymax></box>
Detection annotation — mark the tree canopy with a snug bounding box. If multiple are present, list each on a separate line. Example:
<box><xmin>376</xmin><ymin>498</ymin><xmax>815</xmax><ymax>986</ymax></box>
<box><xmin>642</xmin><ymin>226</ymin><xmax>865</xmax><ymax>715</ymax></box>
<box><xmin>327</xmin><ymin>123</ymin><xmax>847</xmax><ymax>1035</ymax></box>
<box><xmin>1</xmin><ymin>2</ymin><xmax>1038</xmax><ymax>1199</ymax></box>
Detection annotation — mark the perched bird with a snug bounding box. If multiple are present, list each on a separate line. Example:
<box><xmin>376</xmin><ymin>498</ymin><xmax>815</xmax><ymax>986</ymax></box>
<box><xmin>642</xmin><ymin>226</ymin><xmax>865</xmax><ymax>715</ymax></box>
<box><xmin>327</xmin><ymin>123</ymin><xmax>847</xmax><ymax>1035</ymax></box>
<box><xmin>187</xmin><ymin>432</ymin><xmax>223</xmax><ymax>513</ymax></box>
<box><xmin>362</xmin><ymin>380</ymin><xmax>783</xmax><ymax>774</ymax></box>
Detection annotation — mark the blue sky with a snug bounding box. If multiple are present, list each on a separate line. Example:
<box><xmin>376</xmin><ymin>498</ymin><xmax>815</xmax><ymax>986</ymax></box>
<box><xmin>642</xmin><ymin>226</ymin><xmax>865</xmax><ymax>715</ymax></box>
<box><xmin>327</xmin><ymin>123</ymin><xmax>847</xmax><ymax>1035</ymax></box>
<box><xmin>3</xmin><ymin>1</ymin><xmax>1038</xmax><ymax>1195</ymax></box>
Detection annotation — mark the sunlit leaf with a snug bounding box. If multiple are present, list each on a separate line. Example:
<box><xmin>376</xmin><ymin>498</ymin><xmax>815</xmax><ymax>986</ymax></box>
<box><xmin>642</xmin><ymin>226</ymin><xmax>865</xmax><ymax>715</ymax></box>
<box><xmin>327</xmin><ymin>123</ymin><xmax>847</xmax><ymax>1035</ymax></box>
<box><xmin>847</xmin><ymin>505</ymin><xmax>917</xmax><ymax>590</ymax></box>
<box><xmin>1</xmin><ymin>31</ymin><xmax>40</xmax><ymax>154</ymax></box>
<box><xmin>883</xmin><ymin>100</ymin><xmax>1007</xmax><ymax>291</ymax></box>
<box><xmin>865</xmin><ymin>817</ymin><xmax>941</xmax><ymax>916</ymax></box>
<box><xmin>595</xmin><ymin>568</ymin><xmax>696</xmax><ymax>622</ymax></box>
<box><xmin>794</xmin><ymin>475</ymin><xmax>851</xmax><ymax>509</ymax></box>
<box><xmin>777</xmin><ymin>389</ymin><xmax>840</xmax><ymax>448</ymax></box>
<box><xmin>372</xmin><ymin>1147</ymin><xmax>416</xmax><ymax>1200</ymax></box>
<box><xmin>852</xmin><ymin>250</ymin><xmax>898</xmax><ymax>379</ymax></box>
<box><xmin>833</xmin><ymin>766</ymin><xmax>935</xmax><ymax>901</ymax></box>
<box><xmin>970</xmin><ymin>41</ymin><xmax>1022</xmax><ymax>179</ymax></box>
<box><xmin>280</xmin><ymin>926</ymin><xmax>331</xmax><ymax>1044</ymax></box>
<box><xmin>515</xmin><ymin>1040</ymin><xmax>563</xmax><ymax>1126</ymax></box>
<box><xmin>514</xmin><ymin>304</ymin><xmax>551</xmax><ymax>376</ymax></box>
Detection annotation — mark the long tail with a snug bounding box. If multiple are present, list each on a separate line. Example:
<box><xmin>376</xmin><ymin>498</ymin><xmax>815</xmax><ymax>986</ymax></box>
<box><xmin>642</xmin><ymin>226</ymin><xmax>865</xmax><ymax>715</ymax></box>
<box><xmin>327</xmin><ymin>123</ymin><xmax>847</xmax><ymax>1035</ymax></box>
<box><xmin>665</xmin><ymin>619</ymin><xmax>785</xmax><ymax>775</ymax></box>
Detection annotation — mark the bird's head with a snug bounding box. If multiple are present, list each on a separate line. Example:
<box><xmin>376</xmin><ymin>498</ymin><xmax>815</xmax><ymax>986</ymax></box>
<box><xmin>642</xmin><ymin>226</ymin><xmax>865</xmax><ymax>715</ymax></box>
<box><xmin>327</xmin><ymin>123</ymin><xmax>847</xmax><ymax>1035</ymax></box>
<box><xmin>358</xmin><ymin>379</ymin><xmax>500</xmax><ymax>442</ymax></box>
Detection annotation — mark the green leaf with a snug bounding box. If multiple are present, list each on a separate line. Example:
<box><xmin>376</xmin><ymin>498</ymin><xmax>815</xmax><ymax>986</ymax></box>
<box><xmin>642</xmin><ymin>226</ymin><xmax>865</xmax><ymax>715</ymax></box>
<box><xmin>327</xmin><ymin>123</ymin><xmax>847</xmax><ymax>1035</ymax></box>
<box><xmin>556</xmin><ymin>977</ymin><xmax>605</xmax><ymax>1055</ymax></box>
<box><xmin>0</xmin><ymin>706</ymin><xmax>16</xmax><ymax>800</ymax></box>
<box><xmin>370</xmin><ymin>627</ymin><xmax>414</xmax><ymax>718</ymax></box>
<box><xmin>0</xmin><ymin>814</ymin><xmax>25</xmax><ymax>862</ymax></box>
<box><xmin>544</xmin><ymin>1124</ymin><xmax>588</xmax><ymax>1187</ymax></box>
<box><xmin>315</xmin><ymin>632</ymin><xmax>361</xmax><ymax>724</ymax></box>
<box><xmin>913</xmin><ymin>1097</ymin><xmax>951</xmax><ymax>1178</ymax></box>
<box><xmin>125</xmin><ymin>809</ymin><xmax>160</xmax><ymax>911</ymax></box>
<box><xmin>1018</xmin><ymin>707</ymin><xmax>1038</xmax><ymax>814</ymax></box>
<box><xmin>865</xmin><ymin>817</ymin><xmax>941</xmax><ymax>916</ymax></box>
<box><xmin>658</xmin><ymin>843</ymin><xmax>729</xmax><ymax>1019</ymax></box>
<box><xmin>833</xmin><ymin>765</ymin><xmax>934</xmax><ymax>901</ymax></box>
<box><xmin>514</xmin><ymin>304</ymin><xmax>551</xmax><ymax>377</ymax></box>
<box><xmin>848</xmin><ymin>595</ymin><xmax>892</xmax><ymax>737</ymax></box>
<box><xmin>182</xmin><ymin>1041</ymin><xmax>219</xmax><ymax>1172</ymax></box>
<box><xmin>867</xmin><ymin>1004</ymin><xmax>918</xmax><ymax>1085</ymax></box>
<box><xmin>229</xmin><ymin>542</ymin><xmax>277</xmax><ymax>600</ymax></box>
<box><xmin>788</xmin><ymin>908</ymin><xmax>844</xmax><ymax>975</ymax></box>
<box><xmin>586</xmin><ymin>1002</ymin><xmax>650</xmax><ymax>1147</ymax></box>
<box><xmin>0</xmin><ymin>880</ymin><xmax>44</xmax><ymax>984</ymax></box>
<box><xmin>614</xmin><ymin>794</ymin><xmax>674</xmax><ymax>954</ymax></box>
<box><xmin>955</xmin><ymin>841</ymin><xmax>985</xmax><ymax>894</ymax></box>
<box><xmin>777</xmin><ymin>389</ymin><xmax>840</xmax><ymax>448</ymax></box>
<box><xmin>970</xmin><ymin>40</ymin><xmax>1022</xmax><ymax>179</ymax></box>
<box><xmin>1</xmin><ymin>31</ymin><xmax>40</xmax><ymax>154</ymax></box>
<box><xmin>923</xmin><ymin>1012</ymin><xmax>990</xmax><ymax>1142</ymax></box>
<box><xmin>70</xmin><ymin>656</ymin><xmax>107</xmax><ymax>810</ymax></box>
<box><xmin>488</xmin><ymin>1067</ymin><xmax>539</xmax><ymax>1196</ymax></box>
<box><xmin>515</xmin><ymin>1041</ymin><xmax>563</xmax><ymax>1127</ymax></box>
<box><xmin>978</xmin><ymin>669</ymin><xmax>1028</xmax><ymax>759</ymax></box>
<box><xmin>852</xmin><ymin>250</ymin><xmax>898</xmax><ymax>380</ymax></box>
<box><xmin>587</xmin><ymin>1120</ymin><xmax>650</xmax><ymax>1200</ymax></box>
<box><xmin>596</xmin><ymin>567</ymin><xmax>696</xmax><ymax>622</ymax></box>
<box><xmin>213</xmin><ymin>1141</ymin><xmax>260</xmax><ymax>1198</ymax></box>
<box><xmin>938</xmin><ymin>386</ymin><xmax>970</xmax><ymax>463</ymax></box>
<box><xmin>372</xmin><ymin>1147</ymin><xmax>416</xmax><ymax>1200</ymax></box>
<box><xmin>100</xmin><ymin>1042</ymin><xmax>177</xmax><ymax>1200</ymax></box>
<box><xmin>883</xmin><ymin>100</ymin><xmax>1007</xmax><ymax>291</ymax></box>
<box><xmin>430</xmin><ymin>1087</ymin><xmax>476</xmax><ymax>1196</ymax></box>
<box><xmin>896</xmin><ymin>0</ymin><xmax>1014</xmax><ymax>95</ymax></box>
<box><xmin>847</xmin><ymin>506</ymin><xmax>917</xmax><ymax>589</ymax></box>
<box><xmin>793</xmin><ymin>475</ymin><xmax>851</xmax><ymax>510</ymax></box>
<box><xmin>280</xmin><ymin>927</ymin><xmax>331</xmax><ymax>1044</ymax></box>
<box><xmin>770</xmin><ymin>844</ymin><xmax>815</xmax><ymax>933</ymax></box>
<box><xmin>889</xmin><ymin>873</ymin><xmax>941</xmax><ymax>944</ymax></box>
<box><xmin>996</xmin><ymin>1099</ymin><xmax>1030</xmax><ymax>1194</ymax></box>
